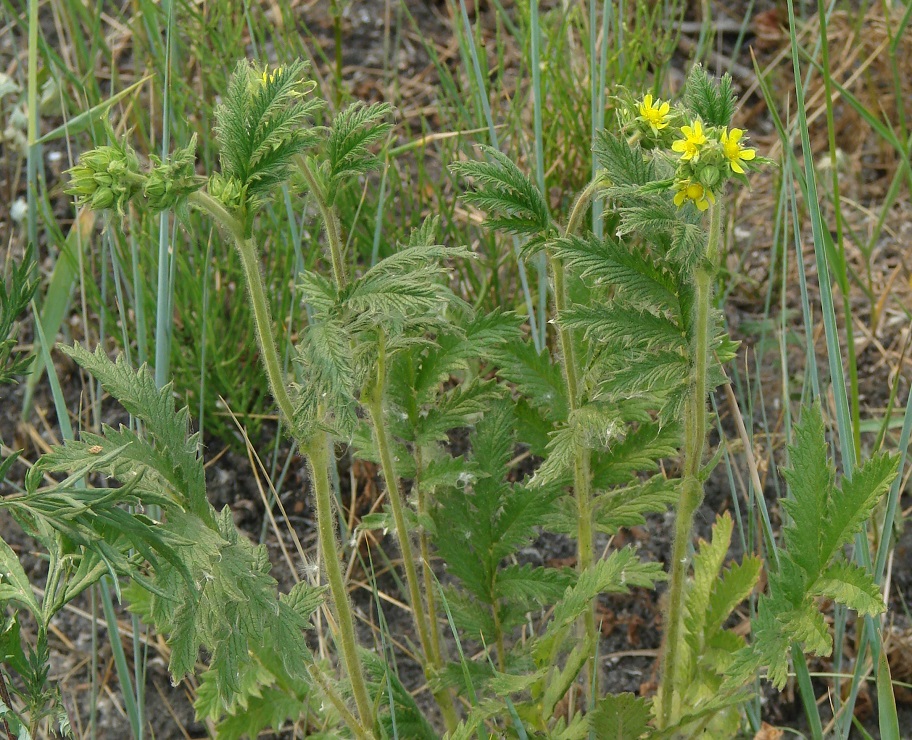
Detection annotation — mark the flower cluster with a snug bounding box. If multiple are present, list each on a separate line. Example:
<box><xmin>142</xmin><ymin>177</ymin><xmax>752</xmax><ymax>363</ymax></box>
<box><xmin>66</xmin><ymin>139</ymin><xmax>143</xmax><ymax>213</ymax></box>
<box><xmin>67</xmin><ymin>132</ymin><xmax>203</xmax><ymax>215</ymax></box>
<box><xmin>629</xmin><ymin>93</ymin><xmax>758</xmax><ymax>212</ymax></box>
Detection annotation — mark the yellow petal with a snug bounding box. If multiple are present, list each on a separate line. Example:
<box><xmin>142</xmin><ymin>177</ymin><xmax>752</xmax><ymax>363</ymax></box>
<box><xmin>729</xmin><ymin>128</ymin><xmax>744</xmax><ymax>142</ymax></box>
<box><xmin>672</xmin><ymin>140</ymin><xmax>686</xmax><ymax>152</ymax></box>
<box><xmin>706</xmin><ymin>189</ymin><xmax>716</xmax><ymax>203</ymax></box>
<box><xmin>674</xmin><ymin>190</ymin><xmax>686</xmax><ymax>206</ymax></box>
<box><xmin>643</xmin><ymin>94</ymin><xmax>653</xmax><ymax>108</ymax></box>
<box><xmin>740</xmin><ymin>148</ymin><xmax>756</xmax><ymax>161</ymax></box>
<box><xmin>696</xmin><ymin>198</ymin><xmax>709</xmax><ymax>211</ymax></box>
<box><xmin>731</xmin><ymin>161</ymin><xmax>745</xmax><ymax>174</ymax></box>
<box><xmin>659</xmin><ymin>102</ymin><xmax>670</xmax><ymax>115</ymax></box>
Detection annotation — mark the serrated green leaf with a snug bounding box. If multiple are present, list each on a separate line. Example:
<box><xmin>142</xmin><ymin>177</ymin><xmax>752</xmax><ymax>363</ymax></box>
<box><xmin>684</xmin><ymin>65</ymin><xmax>736</xmax><ymax>127</ymax></box>
<box><xmin>451</xmin><ymin>145</ymin><xmax>554</xmax><ymax>245</ymax></box>
<box><xmin>0</xmin><ymin>538</ymin><xmax>40</xmax><ymax>616</ymax></box>
<box><xmin>593</xmin><ymin>131</ymin><xmax>655</xmax><ymax>186</ymax></box>
<box><xmin>215</xmin><ymin>60</ymin><xmax>323</xmax><ymax>206</ymax></box>
<box><xmin>589</xmin><ymin>693</ymin><xmax>651</xmax><ymax>739</ymax></box>
<box><xmin>591</xmin><ymin>475</ymin><xmax>678</xmax><ymax>533</ymax></box>
<box><xmin>546</xmin><ymin>549</ymin><xmax>666</xmax><ymax>644</ymax></box>
<box><xmin>493</xmin><ymin>339</ymin><xmax>568</xmax><ymax>422</ymax></box>
<box><xmin>810</xmin><ymin>561</ymin><xmax>885</xmax><ymax>617</ymax></box>
<box><xmin>327</xmin><ymin>101</ymin><xmax>393</xmax><ymax>190</ymax></box>
<box><xmin>821</xmin><ymin>451</ymin><xmax>898</xmax><ymax>565</ymax></box>
<box><xmin>56</xmin><ymin>344</ymin><xmax>209</xmax><ymax>522</ymax></box>
<box><xmin>494</xmin><ymin>564</ymin><xmax>574</xmax><ymax>607</ymax></box>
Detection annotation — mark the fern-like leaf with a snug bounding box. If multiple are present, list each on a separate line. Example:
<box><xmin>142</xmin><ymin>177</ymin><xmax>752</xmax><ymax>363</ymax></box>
<box><xmin>327</xmin><ymin>102</ymin><xmax>393</xmax><ymax>192</ymax></box>
<box><xmin>214</xmin><ymin>60</ymin><xmax>323</xmax><ymax>209</ymax></box>
<box><xmin>684</xmin><ymin>64</ymin><xmax>737</xmax><ymax>127</ymax></box>
<box><xmin>58</xmin><ymin>344</ymin><xmax>209</xmax><ymax>521</ymax></box>
<box><xmin>451</xmin><ymin>145</ymin><xmax>554</xmax><ymax>248</ymax></box>
<box><xmin>593</xmin><ymin>131</ymin><xmax>655</xmax><ymax>186</ymax></box>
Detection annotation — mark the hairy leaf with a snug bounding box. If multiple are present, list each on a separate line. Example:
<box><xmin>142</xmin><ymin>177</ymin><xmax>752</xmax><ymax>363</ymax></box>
<box><xmin>810</xmin><ymin>561</ymin><xmax>885</xmax><ymax>617</ymax></box>
<box><xmin>57</xmin><ymin>344</ymin><xmax>209</xmax><ymax>521</ymax></box>
<box><xmin>451</xmin><ymin>145</ymin><xmax>554</xmax><ymax>246</ymax></box>
<box><xmin>684</xmin><ymin>65</ymin><xmax>736</xmax><ymax>127</ymax></box>
<box><xmin>589</xmin><ymin>693</ymin><xmax>651</xmax><ymax>739</ymax></box>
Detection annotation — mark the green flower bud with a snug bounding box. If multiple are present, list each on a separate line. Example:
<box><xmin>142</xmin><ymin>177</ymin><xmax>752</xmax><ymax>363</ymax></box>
<box><xmin>91</xmin><ymin>187</ymin><xmax>115</xmax><ymax>210</ymax></box>
<box><xmin>697</xmin><ymin>164</ymin><xmax>721</xmax><ymax>188</ymax></box>
<box><xmin>80</xmin><ymin>148</ymin><xmax>111</xmax><ymax>171</ymax></box>
<box><xmin>144</xmin><ymin>178</ymin><xmax>167</xmax><ymax>199</ymax></box>
<box><xmin>208</xmin><ymin>173</ymin><xmax>242</xmax><ymax>209</ymax></box>
<box><xmin>93</xmin><ymin>172</ymin><xmax>114</xmax><ymax>186</ymax></box>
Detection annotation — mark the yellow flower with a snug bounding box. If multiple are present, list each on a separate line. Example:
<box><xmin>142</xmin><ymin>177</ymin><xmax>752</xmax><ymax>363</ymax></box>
<box><xmin>261</xmin><ymin>65</ymin><xmax>283</xmax><ymax>85</ymax></box>
<box><xmin>720</xmin><ymin>127</ymin><xmax>756</xmax><ymax>174</ymax></box>
<box><xmin>672</xmin><ymin>120</ymin><xmax>708</xmax><ymax>162</ymax></box>
<box><xmin>673</xmin><ymin>179</ymin><xmax>716</xmax><ymax>211</ymax></box>
<box><xmin>637</xmin><ymin>94</ymin><xmax>671</xmax><ymax>134</ymax></box>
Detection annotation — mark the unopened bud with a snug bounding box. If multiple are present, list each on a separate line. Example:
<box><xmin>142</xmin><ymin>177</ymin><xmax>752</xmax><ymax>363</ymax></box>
<box><xmin>697</xmin><ymin>165</ymin><xmax>721</xmax><ymax>188</ymax></box>
<box><xmin>91</xmin><ymin>187</ymin><xmax>115</xmax><ymax>210</ymax></box>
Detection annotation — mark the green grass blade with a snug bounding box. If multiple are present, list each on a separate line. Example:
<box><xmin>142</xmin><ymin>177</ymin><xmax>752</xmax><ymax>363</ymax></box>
<box><xmin>35</xmin><ymin>77</ymin><xmax>151</xmax><ymax>145</ymax></box>
<box><xmin>877</xmin><ymin>647</ymin><xmax>900</xmax><ymax>740</ymax></box>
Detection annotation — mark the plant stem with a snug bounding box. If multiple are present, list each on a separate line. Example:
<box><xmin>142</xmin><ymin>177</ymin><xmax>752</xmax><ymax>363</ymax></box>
<box><xmin>188</xmin><ymin>192</ymin><xmax>295</xmax><ymax>428</ymax></box>
<box><xmin>306</xmin><ymin>433</ymin><xmax>376</xmax><ymax>731</ymax></box>
<box><xmin>548</xmin><ymin>175</ymin><xmax>603</xmax><ymax>693</ymax></box>
<box><xmin>301</xmin><ymin>161</ymin><xmax>459</xmax><ymax>729</ymax></box>
<box><xmin>188</xmin><ymin>189</ymin><xmax>374</xmax><ymax>735</ymax></box>
<box><xmin>366</xmin><ymin>341</ymin><xmax>459</xmax><ymax>732</ymax></box>
<box><xmin>298</xmin><ymin>157</ymin><xmax>347</xmax><ymax>287</ymax></box>
<box><xmin>414</xmin><ymin>447</ymin><xmax>445</xmax><ymax>669</ymax></box>
<box><xmin>307</xmin><ymin>659</ymin><xmax>373</xmax><ymax>740</ymax></box>
<box><xmin>659</xmin><ymin>201</ymin><xmax>722</xmax><ymax>728</ymax></box>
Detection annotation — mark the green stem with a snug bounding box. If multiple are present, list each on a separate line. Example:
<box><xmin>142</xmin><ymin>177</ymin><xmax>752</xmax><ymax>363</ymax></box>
<box><xmin>298</xmin><ymin>157</ymin><xmax>347</xmax><ymax>287</ymax></box>
<box><xmin>414</xmin><ymin>448</ymin><xmax>445</xmax><ymax>669</ymax></box>
<box><xmin>366</xmin><ymin>345</ymin><xmax>459</xmax><ymax>731</ymax></box>
<box><xmin>308</xmin><ymin>660</ymin><xmax>373</xmax><ymax>740</ymax></box>
<box><xmin>189</xmin><ymin>192</ymin><xmax>297</xmax><ymax>428</ymax></box>
<box><xmin>307</xmin><ymin>433</ymin><xmax>375</xmax><ymax>731</ymax></box>
<box><xmin>188</xmin><ymin>189</ymin><xmax>374</xmax><ymax>736</ymax></box>
<box><xmin>659</xmin><ymin>201</ymin><xmax>722</xmax><ymax>728</ymax></box>
<box><xmin>548</xmin><ymin>174</ymin><xmax>603</xmax><ymax>694</ymax></box>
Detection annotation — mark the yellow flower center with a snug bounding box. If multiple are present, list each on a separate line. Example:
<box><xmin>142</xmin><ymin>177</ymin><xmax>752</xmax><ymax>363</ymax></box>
<box><xmin>722</xmin><ymin>140</ymin><xmax>741</xmax><ymax>160</ymax></box>
<box><xmin>686</xmin><ymin>183</ymin><xmax>705</xmax><ymax>201</ymax></box>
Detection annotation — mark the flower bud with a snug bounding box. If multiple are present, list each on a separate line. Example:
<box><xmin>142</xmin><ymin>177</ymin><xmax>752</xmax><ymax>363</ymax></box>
<box><xmin>91</xmin><ymin>187</ymin><xmax>115</xmax><ymax>209</ymax></box>
<box><xmin>697</xmin><ymin>165</ymin><xmax>721</xmax><ymax>188</ymax></box>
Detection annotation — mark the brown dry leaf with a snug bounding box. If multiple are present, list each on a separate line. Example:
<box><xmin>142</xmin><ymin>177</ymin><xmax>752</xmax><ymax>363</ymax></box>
<box><xmin>753</xmin><ymin>723</ymin><xmax>784</xmax><ymax>740</ymax></box>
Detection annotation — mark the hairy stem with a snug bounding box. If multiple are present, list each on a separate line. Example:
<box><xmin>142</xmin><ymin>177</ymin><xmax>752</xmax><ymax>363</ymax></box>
<box><xmin>298</xmin><ymin>157</ymin><xmax>347</xmax><ymax>287</ymax></box>
<box><xmin>188</xmin><ymin>191</ymin><xmax>297</xmax><ymax>429</ymax></box>
<box><xmin>307</xmin><ymin>660</ymin><xmax>373</xmax><ymax>740</ymax></box>
<box><xmin>307</xmin><ymin>433</ymin><xmax>375</xmax><ymax>731</ymax></box>
<box><xmin>548</xmin><ymin>175</ymin><xmax>603</xmax><ymax>694</ymax></box>
<box><xmin>659</xmin><ymin>201</ymin><xmax>722</xmax><ymax>728</ymax></box>
<box><xmin>189</xmin><ymin>189</ymin><xmax>374</xmax><ymax>735</ymax></box>
<box><xmin>414</xmin><ymin>447</ymin><xmax>445</xmax><ymax>670</ymax></box>
<box><xmin>366</xmin><ymin>342</ymin><xmax>459</xmax><ymax>731</ymax></box>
